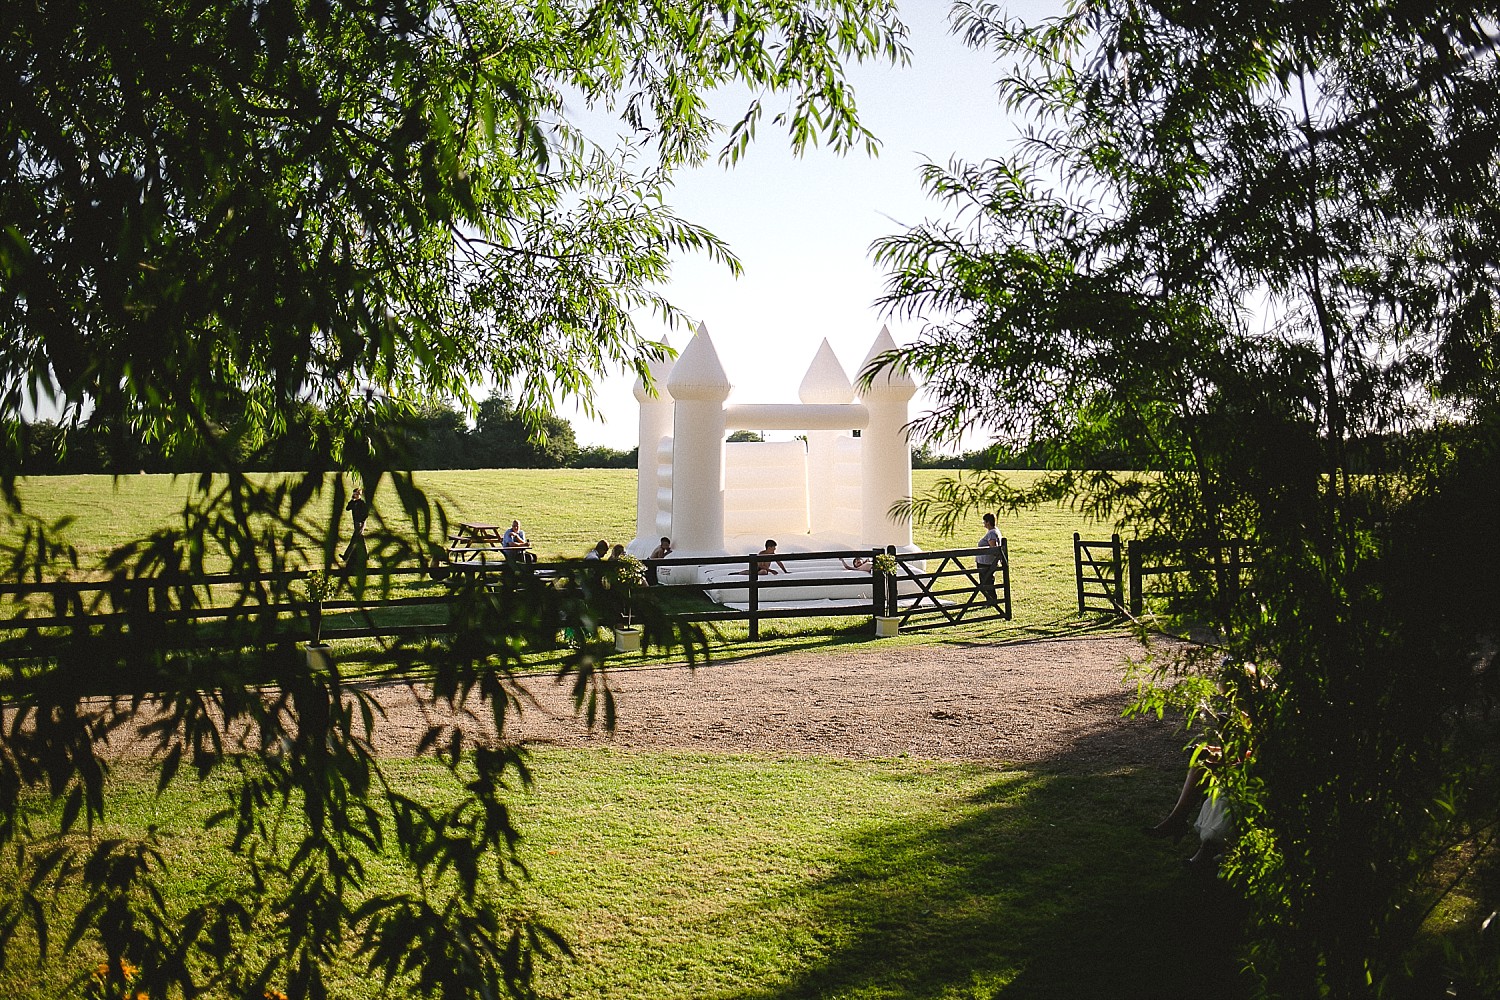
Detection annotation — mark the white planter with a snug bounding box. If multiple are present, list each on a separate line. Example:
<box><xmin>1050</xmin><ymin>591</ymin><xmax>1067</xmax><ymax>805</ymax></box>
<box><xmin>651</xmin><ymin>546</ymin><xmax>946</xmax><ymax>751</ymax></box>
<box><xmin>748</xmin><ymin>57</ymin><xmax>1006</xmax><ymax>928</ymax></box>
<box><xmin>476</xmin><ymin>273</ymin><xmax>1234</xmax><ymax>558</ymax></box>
<box><xmin>614</xmin><ymin>626</ymin><xmax>643</xmax><ymax>652</ymax></box>
<box><xmin>303</xmin><ymin>642</ymin><xmax>333</xmax><ymax>670</ymax></box>
<box><xmin>874</xmin><ymin>615</ymin><xmax>901</xmax><ymax>638</ymax></box>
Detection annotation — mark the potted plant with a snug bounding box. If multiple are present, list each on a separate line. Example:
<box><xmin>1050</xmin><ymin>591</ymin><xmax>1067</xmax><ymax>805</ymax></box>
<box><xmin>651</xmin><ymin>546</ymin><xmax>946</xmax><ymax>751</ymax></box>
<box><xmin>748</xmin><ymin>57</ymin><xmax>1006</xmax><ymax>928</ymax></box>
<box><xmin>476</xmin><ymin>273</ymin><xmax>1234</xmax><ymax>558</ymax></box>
<box><xmin>612</xmin><ymin>555</ymin><xmax>646</xmax><ymax>652</ymax></box>
<box><xmin>873</xmin><ymin>552</ymin><xmax>901</xmax><ymax>636</ymax></box>
<box><xmin>299</xmin><ymin>569</ymin><xmax>335</xmax><ymax>647</ymax></box>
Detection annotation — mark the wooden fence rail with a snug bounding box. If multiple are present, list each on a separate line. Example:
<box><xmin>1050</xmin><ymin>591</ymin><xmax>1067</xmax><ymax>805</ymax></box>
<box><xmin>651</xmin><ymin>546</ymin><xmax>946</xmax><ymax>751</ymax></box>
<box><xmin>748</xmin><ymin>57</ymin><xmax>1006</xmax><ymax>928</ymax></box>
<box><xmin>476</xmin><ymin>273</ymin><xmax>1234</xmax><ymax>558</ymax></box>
<box><xmin>0</xmin><ymin>545</ymin><xmax>1011</xmax><ymax>655</ymax></box>
<box><xmin>889</xmin><ymin>543</ymin><xmax>1011</xmax><ymax>631</ymax></box>
<box><xmin>621</xmin><ymin>545</ymin><xmax>1008</xmax><ymax>638</ymax></box>
<box><xmin>0</xmin><ymin>566</ymin><xmax>456</xmax><ymax>649</ymax></box>
<box><xmin>1073</xmin><ymin>535</ymin><xmax>1254</xmax><ymax>618</ymax></box>
<box><xmin>1073</xmin><ymin>533</ymin><xmax>1124</xmax><ymax>614</ymax></box>
<box><xmin>1128</xmin><ymin>538</ymin><xmax>1252</xmax><ymax>618</ymax></box>
<box><xmin>643</xmin><ymin>548</ymin><xmax>886</xmax><ymax>640</ymax></box>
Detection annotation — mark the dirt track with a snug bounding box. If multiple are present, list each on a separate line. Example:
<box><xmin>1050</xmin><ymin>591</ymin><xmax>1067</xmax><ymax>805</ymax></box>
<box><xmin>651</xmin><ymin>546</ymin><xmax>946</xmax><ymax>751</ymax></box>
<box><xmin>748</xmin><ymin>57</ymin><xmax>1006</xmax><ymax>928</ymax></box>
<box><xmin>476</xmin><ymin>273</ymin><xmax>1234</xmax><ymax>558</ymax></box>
<box><xmin>360</xmin><ymin>635</ymin><xmax>1187</xmax><ymax>770</ymax></box>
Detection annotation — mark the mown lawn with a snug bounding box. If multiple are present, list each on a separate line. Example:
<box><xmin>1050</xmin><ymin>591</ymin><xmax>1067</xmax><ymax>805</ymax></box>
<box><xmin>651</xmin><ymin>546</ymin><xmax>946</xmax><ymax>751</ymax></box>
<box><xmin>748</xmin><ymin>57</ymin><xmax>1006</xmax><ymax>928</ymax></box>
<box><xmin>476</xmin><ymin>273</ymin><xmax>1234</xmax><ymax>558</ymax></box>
<box><xmin>0</xmin><ymin>750</ymin><xmax>1247</xmax><ymax>1000</ymax></box>
<box><xmin>0</xmin><ymin>471</ymin><xmax>1242</xmax><ymax>998</ymax></box>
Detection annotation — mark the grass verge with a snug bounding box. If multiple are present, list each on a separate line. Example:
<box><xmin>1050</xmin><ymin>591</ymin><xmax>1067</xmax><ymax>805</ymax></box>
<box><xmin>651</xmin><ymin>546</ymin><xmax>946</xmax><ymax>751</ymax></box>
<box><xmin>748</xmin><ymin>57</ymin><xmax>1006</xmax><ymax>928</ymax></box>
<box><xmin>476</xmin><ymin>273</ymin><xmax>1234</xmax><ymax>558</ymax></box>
<box><xmin>0</xmin><ymin>748</ymin><xmax>1248</xmax><ymax>1000</ymax></box>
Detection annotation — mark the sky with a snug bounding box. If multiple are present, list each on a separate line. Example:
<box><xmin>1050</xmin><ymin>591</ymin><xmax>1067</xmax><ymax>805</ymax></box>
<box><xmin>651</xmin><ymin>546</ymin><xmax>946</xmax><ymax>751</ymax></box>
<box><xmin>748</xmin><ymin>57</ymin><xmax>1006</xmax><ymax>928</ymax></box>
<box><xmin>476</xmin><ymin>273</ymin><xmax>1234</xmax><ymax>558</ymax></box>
<box><xmin>567</xmin><ymin>1</ymin><xmax>1061</xmax><ymax>450</ymax></box>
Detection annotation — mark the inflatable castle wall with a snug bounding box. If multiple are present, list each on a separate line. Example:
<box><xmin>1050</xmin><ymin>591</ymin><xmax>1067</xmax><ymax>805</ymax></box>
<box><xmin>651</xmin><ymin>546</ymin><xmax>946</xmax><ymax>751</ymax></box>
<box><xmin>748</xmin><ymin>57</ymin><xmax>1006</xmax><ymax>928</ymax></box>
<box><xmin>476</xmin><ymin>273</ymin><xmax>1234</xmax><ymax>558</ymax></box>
<box><xmin>626</xmin><ymin>324</ymin><xmax>919</xmax><ymax>588</ymax></box>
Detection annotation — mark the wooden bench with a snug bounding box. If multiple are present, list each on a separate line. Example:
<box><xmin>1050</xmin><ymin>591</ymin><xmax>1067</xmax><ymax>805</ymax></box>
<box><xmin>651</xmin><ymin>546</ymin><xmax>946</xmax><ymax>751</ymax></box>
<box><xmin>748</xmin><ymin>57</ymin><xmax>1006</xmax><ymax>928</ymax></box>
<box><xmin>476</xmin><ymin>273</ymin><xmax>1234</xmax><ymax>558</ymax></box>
<box><xmin>445</xmin><ymin>546</ymin><xmax>506</xmax><ymax>564</ymax></box>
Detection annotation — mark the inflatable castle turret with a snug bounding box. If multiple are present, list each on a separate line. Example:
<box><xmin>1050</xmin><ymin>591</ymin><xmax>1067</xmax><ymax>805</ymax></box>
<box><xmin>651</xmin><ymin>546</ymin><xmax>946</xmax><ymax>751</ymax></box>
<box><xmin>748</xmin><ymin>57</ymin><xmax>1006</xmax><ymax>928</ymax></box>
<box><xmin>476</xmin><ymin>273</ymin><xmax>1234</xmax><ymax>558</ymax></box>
<box><xmin>799</xmin><ymin>340</ymin><xmax>856</xmax><ymax>539</ymax></box>
<box><xmin>631</xmin><ymin>337</ymin><xmax>675</xmax><ymax>554</ymax></box>
<box><xmin>857</xmin><ymin>325</ymin><xmax>919</xmax><ymax>550</ymax></box>
<box><xmin>627</xmin><ymin>324</ymin><xmax>919</xmax><ymax>583</ymax></box>
<box><xmin>664</xmin><ymin>329</ymin><xmax>732</xmax><ymax>559</ymax></box>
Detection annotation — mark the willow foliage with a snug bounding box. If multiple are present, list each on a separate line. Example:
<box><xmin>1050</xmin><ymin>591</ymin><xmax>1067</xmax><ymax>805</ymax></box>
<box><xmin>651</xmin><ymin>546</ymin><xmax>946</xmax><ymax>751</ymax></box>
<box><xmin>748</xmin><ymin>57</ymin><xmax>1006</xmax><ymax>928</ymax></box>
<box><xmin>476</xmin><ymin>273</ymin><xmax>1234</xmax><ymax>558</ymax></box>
<box><xmin>877</xmin><ymin>2</ymin><xmax>1500</xmax><ymax>994</ymax></box>
<box><xmin>0</xmin><ymin>1</ymin><xmax>906</xmax><ymax>995</ymax></box>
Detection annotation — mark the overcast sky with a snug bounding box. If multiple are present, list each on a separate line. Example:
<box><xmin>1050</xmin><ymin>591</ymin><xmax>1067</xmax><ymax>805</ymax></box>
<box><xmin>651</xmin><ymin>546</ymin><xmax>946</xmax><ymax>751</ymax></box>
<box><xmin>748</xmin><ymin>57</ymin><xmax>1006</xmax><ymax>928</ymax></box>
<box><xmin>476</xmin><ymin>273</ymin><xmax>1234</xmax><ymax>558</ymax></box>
<box><xmin>568</xmin><ymin>1</ymin><xmax>1062</xmax><ymax>450</ymax></box>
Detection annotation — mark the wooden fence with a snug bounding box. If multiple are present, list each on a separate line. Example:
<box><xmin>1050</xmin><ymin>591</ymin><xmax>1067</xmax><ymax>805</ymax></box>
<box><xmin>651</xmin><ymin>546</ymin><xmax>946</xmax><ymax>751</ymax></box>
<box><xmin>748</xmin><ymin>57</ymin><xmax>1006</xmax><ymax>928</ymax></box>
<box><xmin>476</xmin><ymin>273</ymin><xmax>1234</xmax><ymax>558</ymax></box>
<box><xmin>644</xmin><ymin>548</ymin><xmax>885</xmax><ymax>641</ymax></box>
<box><xmin>565</xmin><ymin>545</ymin><xmax>1009</xmax><ymax>639</ymax></box>
<box><xmin>1072</xmin><ymin>534</ymin><xmax>1253</xmax><ymax>618</ymax></box>
<box><xmin>888</xmin><ymin>542</ymin><xmax>1011</xmax><ymax>631</ymax></box>
<box><xmin>0</xmin><ymin>545</ymin><xmax>1010</xmax><ymax>656</ymax></box>
<box><xmin>1073</xmin><ymin>533</ymin><xmax>1124</xmax><ymax>614</ymax></box>
<box><xmin>0</xmin><ymin>566</ymin><xmax>454</xmax><ymax>652</ymax></box>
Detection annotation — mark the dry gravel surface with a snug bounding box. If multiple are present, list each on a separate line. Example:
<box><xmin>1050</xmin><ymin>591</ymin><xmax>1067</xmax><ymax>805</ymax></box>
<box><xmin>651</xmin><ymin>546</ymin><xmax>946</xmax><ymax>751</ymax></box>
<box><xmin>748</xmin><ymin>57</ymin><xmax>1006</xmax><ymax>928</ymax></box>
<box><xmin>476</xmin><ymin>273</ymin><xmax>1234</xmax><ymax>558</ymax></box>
<box><xmin>360</xmin><ymin>635</ymin><xmax>1186</xmax><ymax>770</ymax></box>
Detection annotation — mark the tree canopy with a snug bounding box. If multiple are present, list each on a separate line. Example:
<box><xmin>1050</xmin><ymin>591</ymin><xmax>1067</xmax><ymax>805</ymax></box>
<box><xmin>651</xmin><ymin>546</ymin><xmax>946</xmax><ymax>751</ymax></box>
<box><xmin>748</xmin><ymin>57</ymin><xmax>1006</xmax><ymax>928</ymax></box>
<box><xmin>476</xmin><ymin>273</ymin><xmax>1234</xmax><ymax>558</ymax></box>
<box><xmin>3</xmin><ymin>0</ymin><xmax>902</xmax><ymax>470</ymax></box>
<box><xmin>877</xmin><ymin>1</ymin><xmax>1500</xmax><ymax>993</ymax></box>
<box><xmin>469</xmin><ymin>396</ymin><xmax>577</xmax><ymax>468</ymax></box>
<box><xmin>0</xmin><ymin>1</ymin><xmax>906</xmax><ymax>995</ymax></box>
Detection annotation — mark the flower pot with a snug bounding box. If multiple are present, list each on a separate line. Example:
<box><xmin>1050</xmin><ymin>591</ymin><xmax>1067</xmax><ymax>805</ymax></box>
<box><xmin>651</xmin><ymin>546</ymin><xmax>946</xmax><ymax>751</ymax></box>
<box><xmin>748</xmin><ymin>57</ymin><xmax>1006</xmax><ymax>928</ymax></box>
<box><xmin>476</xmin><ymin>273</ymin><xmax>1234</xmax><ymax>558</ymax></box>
<box><xmin>614</xmin><ymin>626</ymin><xmax>643</xmax><ymax>652</ymax></box>
<box><xmin>874</xmin><ymin>615</ymin><xmax>901</xmax><ymax>638</ymax></box>
<box><xmin>303</xmin><ymin>642</ymin><xmax>333</xmax><ymax>671</ymax></box>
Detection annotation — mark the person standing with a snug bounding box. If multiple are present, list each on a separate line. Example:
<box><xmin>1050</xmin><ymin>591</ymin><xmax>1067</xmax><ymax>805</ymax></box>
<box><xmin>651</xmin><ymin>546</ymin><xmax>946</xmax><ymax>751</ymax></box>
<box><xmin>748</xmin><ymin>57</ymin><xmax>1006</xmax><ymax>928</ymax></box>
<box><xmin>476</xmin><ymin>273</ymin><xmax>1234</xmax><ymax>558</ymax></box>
<box><xmin>342</xmin><ymin>487</ymin><xmax>369</xmax><ymax>562</ymax></box>
<box><xmin>976</xmin><ymin>513</ymin><xmax>1002</xmax><ymax>606</ymax></box>
<box><xmin>345</xmin><ymin>488</ymin><xmax>369</xmax><ymax>533</ymax></box>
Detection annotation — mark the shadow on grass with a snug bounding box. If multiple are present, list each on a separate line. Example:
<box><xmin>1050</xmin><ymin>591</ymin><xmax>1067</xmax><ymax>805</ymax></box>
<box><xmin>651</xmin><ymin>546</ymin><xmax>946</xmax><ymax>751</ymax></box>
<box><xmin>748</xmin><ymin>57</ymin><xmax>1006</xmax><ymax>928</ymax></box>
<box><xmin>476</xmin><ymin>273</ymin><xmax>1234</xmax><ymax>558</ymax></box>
<box><xmin>727</xmin><ymin>764</ymin><xmax>1250</xmax><ymax>1000</ymax></box>
<box><xmin>929</xmin><ymin>615</ymin><xmax>1135</xmax><ymax>647</ymax></box>
<box><xmin>651</xmin><ymin>611</ymin><xmax>1135</xmax><ymax>673</ymax></box>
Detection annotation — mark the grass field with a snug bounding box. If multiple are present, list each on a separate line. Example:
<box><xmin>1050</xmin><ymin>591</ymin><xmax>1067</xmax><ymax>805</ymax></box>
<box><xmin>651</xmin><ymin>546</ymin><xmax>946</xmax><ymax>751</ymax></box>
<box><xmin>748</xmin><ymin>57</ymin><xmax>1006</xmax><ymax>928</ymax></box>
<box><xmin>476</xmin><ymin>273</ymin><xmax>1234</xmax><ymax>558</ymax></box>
<box><xmin>0</xmin><ymin>751</ymin><xmax>1248</xmax><ymax>1000</ymax></box>
<box><xmin>0</xmin><ymin>470</ymin><xmax>1223</xmax><ymax>999</ymax></box>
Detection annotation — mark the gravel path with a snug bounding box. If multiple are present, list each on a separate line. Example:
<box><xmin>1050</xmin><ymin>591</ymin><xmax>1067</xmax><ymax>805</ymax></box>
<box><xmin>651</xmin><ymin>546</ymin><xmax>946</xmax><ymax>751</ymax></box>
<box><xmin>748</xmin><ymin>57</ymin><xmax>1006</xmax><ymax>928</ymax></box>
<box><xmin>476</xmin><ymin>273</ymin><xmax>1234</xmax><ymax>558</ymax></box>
<box><xmin>361</xmin><ymin>635</ymin><xmax>1186</xmax><ymax>770</ymax></box>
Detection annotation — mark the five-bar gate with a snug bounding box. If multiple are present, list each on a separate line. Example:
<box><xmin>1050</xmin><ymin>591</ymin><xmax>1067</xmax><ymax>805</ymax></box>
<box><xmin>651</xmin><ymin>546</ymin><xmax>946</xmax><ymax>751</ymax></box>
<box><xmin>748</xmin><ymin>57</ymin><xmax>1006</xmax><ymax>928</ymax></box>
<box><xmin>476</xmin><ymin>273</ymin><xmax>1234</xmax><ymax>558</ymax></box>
<box><xmin>1073</xmin><ymin>533</ymin><xmax>1123</xmax><ymax>614</ymax></box>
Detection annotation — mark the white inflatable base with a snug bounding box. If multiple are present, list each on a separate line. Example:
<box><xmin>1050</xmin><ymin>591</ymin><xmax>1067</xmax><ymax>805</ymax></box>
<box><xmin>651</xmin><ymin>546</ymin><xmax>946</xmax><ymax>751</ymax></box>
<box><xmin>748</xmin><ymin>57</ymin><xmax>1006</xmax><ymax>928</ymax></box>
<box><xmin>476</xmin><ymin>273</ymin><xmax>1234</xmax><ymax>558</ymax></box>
<box><xmin>651</xmin><ymin>539</ymin><xmax>928</xmax><ymax>600</ymax></box>
<box><xmin>652</xmin><ymin>531</ymin><xmax>883</xmax><ymax>588</ymax></box>
<box><xmin>719</xmin><ymin>598</ymin><xmax>875</xmax><ymax>612</ymax></box>
<box><xmin>702</xmin><ymin>558</ymin><xmax>926</xmax><ymax>606</ymax></box>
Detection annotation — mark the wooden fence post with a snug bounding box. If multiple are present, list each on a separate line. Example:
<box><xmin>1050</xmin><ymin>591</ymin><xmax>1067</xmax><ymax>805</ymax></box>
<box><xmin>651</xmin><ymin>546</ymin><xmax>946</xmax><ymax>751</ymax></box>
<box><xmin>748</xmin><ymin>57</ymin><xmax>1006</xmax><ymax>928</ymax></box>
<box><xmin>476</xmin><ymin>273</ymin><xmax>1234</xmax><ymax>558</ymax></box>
<box><xmin>1128</xmin><ymin>540</ymin><xmax>1144</xmax><ymax>618</ymax></box>
<box><xmin>1073</xmin><ymin>533</ymin><xmax>1086</xmax><ymax>614</ymax></box>
<box><xmin>1000</xmin><ymin>538</ymin><xmax>1012</xmax><ymax>620</ymax></box>
<box><xmin>1111</xmin><ymin>534</ymin><xmax>1123</xmax><ymax>611</ymax></box>
<box><xmin>747</xmin><ymin>555</ymin><xmax>759</xmax><ymax>641</ymax></box>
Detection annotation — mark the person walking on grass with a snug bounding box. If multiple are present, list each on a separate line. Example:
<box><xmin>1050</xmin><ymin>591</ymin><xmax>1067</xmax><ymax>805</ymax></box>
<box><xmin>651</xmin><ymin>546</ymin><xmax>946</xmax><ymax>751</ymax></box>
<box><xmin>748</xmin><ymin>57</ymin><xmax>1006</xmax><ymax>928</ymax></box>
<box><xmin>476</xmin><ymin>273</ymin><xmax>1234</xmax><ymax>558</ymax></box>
<box><xmin>342</xmin><ymin>487</ymin><xmax>369</xmax><ymax>563</ymax></box>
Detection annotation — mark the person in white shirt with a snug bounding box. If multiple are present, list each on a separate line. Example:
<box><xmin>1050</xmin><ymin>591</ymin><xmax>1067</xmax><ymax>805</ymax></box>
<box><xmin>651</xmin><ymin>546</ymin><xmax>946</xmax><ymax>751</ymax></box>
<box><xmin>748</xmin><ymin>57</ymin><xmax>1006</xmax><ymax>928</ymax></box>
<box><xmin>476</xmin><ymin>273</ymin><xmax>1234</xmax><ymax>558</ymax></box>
<box><xmin>976</xmin><ymin>513</ymin><xmax>1001</xmax><ymax>605</ymax></box>
<box><xmin>502</xmin><ymin>520</ymin><xmax>536</xmax><ymax>563</ymax></box>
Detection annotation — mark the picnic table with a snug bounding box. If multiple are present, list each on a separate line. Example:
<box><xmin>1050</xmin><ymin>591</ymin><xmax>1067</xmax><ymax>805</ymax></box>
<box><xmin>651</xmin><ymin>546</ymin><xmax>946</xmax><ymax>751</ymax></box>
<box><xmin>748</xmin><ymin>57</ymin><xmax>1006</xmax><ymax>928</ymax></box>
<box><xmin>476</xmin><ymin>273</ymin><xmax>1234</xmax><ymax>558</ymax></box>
<box><xmin>451</xmin><ymin>521</ymin><xmax>504</xmax><ymax>544</ymax></box>
<box><xmin>436</xmin><ymin>520</ymin><xmax>555</xmax><ymax>587</ymax></box>
<box><xmin>447</xmin><ymin>521</ymin><xmax>507</xmax><ymax>563</ymax></box>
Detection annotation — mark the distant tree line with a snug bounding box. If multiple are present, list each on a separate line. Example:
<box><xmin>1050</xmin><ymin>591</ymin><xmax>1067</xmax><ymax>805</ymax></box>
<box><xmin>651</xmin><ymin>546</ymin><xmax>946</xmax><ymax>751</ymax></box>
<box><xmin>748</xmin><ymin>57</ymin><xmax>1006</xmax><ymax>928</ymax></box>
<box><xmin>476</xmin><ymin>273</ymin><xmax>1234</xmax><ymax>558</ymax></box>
<box><xmin>22</xmin><ymin>400</ymin><xmax>1429</xmax><ymax>477</ymax></box>
<box><xmin>912</xmin><ymin>436</ymin><xmax>1160</xmax><ymax>470</ymax></box>
<box><xmin>16</xmin><ymin>394</ymin><xmax>637</xmax><ymax>473</ymax></box>
<box><xmin>911</xmin><ymin>433</ymin><xmax>1438</xmax><ymax>473</ymax></box>
<box><xmin>14</xmin><ymin>409</ymin><xmax>1160</xmax><ymax>475</ymax></box>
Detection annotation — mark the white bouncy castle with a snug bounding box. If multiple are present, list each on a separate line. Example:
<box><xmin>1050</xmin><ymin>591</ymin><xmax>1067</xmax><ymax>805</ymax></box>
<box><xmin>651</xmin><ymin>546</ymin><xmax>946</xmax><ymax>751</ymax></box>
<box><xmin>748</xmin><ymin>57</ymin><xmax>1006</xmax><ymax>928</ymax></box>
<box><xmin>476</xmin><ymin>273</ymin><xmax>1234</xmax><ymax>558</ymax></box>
<box><xmin>625</xmin><ymin>324</ymin><xmax>921</xmax><ymax>605</ymax></box>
